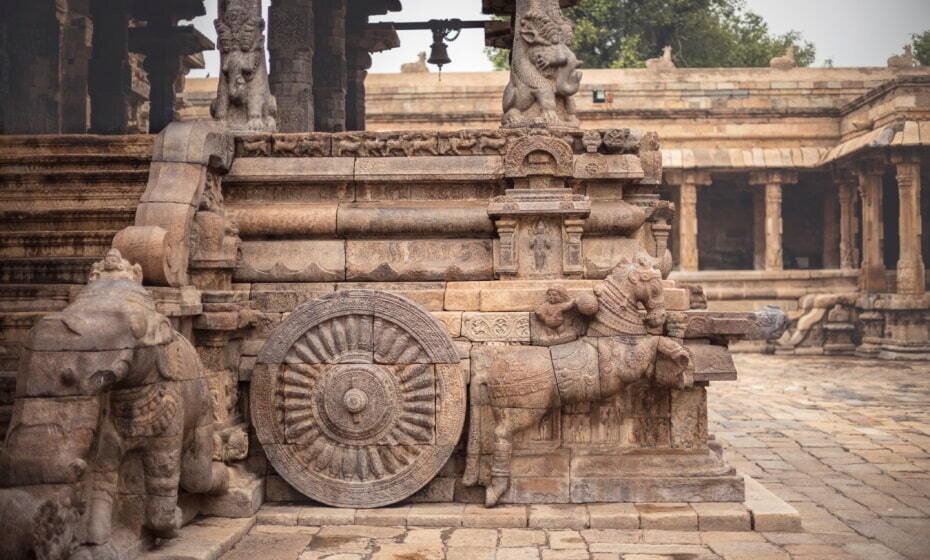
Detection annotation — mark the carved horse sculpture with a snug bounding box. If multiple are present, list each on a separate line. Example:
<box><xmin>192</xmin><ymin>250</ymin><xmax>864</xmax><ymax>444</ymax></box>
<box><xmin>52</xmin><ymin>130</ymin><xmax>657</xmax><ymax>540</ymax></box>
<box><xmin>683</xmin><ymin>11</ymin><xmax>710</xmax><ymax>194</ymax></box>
<box><xmin>463</xmin><ymin>253</ymin><xmax>694</xmax><ymax>506</ymax></box>
<box><xmin>0</xmin><ymin>250</ymin><xmax>229</xmax><ymax>560</ymax></box>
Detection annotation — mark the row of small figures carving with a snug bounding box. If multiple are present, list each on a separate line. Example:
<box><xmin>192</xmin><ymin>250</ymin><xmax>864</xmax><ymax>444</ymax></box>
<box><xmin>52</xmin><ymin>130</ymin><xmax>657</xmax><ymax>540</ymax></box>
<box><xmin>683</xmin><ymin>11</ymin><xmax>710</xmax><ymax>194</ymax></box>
<box><xmin>235</xmin><ymin>128</ymin><xmax>659</xmax><ymax>158</ymax></box>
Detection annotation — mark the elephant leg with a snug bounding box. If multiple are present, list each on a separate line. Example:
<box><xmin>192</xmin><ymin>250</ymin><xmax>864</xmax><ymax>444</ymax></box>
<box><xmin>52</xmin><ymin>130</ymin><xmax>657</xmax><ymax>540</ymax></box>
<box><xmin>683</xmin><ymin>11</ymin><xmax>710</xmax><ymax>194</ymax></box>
<box><xmin>180</xmin><ymin>424</ymin><xmax>229</xmax><ymax>495</ymax></box>
<box><xmin>86</xmin><ymin>422</ymin><xmax>123</xmax><ymax>545</ymax></box>
<box><xmin>142</xmin><ymin>442</ymin><xmax>182</xmax><ymax>539</ymax></box>
<box><xmin>463</xmin><ymin>376</ymin><xmax>487</xmax><ymax>487</ymax></box>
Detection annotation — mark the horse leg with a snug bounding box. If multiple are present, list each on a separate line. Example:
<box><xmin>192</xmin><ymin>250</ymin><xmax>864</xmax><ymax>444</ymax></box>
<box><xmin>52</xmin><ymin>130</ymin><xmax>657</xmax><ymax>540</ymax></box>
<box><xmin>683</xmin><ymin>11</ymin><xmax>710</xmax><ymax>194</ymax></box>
<box><xmin>462</xmin><ymin>374</ymin><xmax>487</xmax><ymax>487</ymax></box>
<box><xmin>655</xmin><ymin>337</ymin><xmax>694</xmax><ymax>389</ymax></box>
<box><xmin>625</xmin><ymin>336</ymin><xmax>661</xmax><ymax>383</ymax></box>
<box><xmin>142</xmin><ymin>442</ymin><xmax>182</xmax><ymax>539</ymax></box>
<box><xmin>486</xmin><ymin>407</ymin><xmax>517</xmax><ymax>507</ymax></box>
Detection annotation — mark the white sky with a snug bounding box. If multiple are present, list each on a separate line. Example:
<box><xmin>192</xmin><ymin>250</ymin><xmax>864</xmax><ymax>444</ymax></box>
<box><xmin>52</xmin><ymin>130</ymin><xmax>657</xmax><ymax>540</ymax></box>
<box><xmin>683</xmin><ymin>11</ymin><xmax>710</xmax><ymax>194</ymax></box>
<box><xmin>187</xmin><ymin>0</ymin><xmax>930</xmax><ymax>77</ymax></box>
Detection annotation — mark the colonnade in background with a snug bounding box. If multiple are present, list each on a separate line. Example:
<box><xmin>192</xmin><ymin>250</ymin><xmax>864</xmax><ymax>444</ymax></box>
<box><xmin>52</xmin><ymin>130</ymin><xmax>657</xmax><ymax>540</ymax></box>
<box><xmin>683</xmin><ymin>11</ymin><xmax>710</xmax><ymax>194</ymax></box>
<box><xmin>665</xmin><ymin>151</ymin><xmax>926</xmax><ymax>297</ymax></box>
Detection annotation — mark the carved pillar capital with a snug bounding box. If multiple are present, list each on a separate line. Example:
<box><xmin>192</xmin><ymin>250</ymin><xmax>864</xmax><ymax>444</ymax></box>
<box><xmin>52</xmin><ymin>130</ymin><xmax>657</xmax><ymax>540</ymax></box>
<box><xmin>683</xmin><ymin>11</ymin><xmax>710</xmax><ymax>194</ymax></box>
<box><xmin>855</xmin><ymin>154</ymin><xmax>887</xmax><ymax>180</ymax></box>
<box><xmin>748</xmin><ymin>169</ymin><xmax>798</xmax><ymax>186</ymax></box>
<box><xmin>664</xmin><ymin>169</ymin><xmax>712</xmax><ymax>187</ymax></box>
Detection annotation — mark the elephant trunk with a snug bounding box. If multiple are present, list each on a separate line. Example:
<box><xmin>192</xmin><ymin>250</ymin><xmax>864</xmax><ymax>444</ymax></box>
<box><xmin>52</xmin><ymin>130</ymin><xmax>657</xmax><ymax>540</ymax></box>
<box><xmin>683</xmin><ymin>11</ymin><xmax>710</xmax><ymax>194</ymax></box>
<box><xmin>2</xmin><ymin>396</ymin><xmax>99</xmax><ymax>488</ymax></box>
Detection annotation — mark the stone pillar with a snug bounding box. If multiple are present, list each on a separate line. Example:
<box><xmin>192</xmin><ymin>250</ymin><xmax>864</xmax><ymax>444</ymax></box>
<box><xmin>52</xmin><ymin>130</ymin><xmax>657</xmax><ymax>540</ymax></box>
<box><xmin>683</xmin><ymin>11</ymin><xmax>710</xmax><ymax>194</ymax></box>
<box><xmin>679</xmin><ymin>183</ymin><xmax>700</xmax><ymax>272</ymax></box>
<box><xmin>822</xmin><ymin>184</ymin><xmax>840</xmax><ymax>269</ymax></box>
<box><xmin>89</xmin><ymin>0</ymin><xmax>131</xmax><ymax>134</ymax></box>
<box><xmin>345</xmin><ymin>48</ymin><xmax>371</xmax><ymax>132</ymax></box>
<box><xmin>269</xmin><ymin>0</ymin><xmax>314</xmax><ymax>132</ymax></box>
<box><xmin>313</xmin><ymin>0</ymin><xmax>347</xmax><ymax>132</ymax></box>
<box><xmin>141</xmin><ymin>15</ymin><xmax>181</xmax><ymax>134</ymax></box>
<box><xmin>1</xmin><ymin>0</ymin><xmax>91</xmax><ymax>133</ymax></box>
<box><xmin>666</xmin><ymin>170</ymin><xmax>712</xmax><ymax>272</ymax></box>
<box><xmin>837</xmin><ymin>177</ymin><xmax>860</xmax><ymax>270</ymax></box>
<box><xmin>60</xmin><ymin>8</ymin><xmax>93</xmax><ymax>133</ymax></box>
<box><xmin>752</xmin><ymin>190</ymin><xmax>766</xmax><ymax>270</ymax></box>
<box><xmin>750</xmin><ymin>170</ymin><xmax>798</xmax><ymax>272</ymax></box>
<box><xmin>856</xmin><ymin>157</ymin><xmax>887</xmax><ymax>293</ymax></box>
<box><xmin>765</xmin><ymin>183</ymin><xmax>784</xmax><ymax>270</ymax></box>
<box><xmin>891</xmin><ymin>152</ymin><xmax>926</xmax><ymax>295</ymax></box>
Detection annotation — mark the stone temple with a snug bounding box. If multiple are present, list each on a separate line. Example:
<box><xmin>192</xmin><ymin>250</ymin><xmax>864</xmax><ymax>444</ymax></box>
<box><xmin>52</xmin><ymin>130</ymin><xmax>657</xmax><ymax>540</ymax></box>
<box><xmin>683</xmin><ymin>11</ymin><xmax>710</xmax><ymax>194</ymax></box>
<box><xmin>0</xmin><ymin>1</ymin><xmax>927</xmax><ymax>559</ymax></box>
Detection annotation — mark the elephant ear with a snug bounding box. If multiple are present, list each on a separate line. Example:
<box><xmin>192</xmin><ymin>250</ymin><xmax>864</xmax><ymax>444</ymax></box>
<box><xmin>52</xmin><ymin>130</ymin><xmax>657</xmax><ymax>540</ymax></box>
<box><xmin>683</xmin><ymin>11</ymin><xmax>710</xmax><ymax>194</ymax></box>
<box><xmin>130</xmin><ymin>312</ymin><xmax>174</xmax><ymax>347</ymax></box>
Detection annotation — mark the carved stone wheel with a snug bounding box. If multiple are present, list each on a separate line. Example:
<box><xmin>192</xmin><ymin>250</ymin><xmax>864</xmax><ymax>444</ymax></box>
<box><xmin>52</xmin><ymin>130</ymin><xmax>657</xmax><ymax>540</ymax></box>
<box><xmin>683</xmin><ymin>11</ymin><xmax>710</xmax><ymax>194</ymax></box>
<box><xmin>252</xmin><ymin>290</ymin><xmax>464</xmax><ymax>508</ymax></box>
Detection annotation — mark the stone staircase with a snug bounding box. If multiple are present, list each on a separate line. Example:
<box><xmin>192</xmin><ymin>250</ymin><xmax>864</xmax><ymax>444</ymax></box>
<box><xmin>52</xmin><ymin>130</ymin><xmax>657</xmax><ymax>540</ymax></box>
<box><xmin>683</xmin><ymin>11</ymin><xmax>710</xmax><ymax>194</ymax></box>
<box><xmin>0</xmin><ymin>134</ymin><xmax>154</xmax><ymax>434</ymax></box>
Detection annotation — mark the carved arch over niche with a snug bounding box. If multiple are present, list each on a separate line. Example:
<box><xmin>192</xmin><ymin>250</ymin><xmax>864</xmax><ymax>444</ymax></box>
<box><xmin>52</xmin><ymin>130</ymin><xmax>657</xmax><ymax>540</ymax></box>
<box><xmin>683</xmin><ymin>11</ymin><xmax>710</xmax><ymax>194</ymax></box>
<box><xmin>504</xmin><ymin>135</ymin><xmax>574</xmax><ymax>178</ymax></box>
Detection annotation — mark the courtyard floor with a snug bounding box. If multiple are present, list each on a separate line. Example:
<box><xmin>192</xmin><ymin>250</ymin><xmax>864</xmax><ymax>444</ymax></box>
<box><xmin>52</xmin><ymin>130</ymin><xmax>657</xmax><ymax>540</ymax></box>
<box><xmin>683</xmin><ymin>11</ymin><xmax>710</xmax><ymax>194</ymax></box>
<box><xmin>216</xmin><ymin>354</ymin><xmax>930</xmax><ymax>560</ymax></box>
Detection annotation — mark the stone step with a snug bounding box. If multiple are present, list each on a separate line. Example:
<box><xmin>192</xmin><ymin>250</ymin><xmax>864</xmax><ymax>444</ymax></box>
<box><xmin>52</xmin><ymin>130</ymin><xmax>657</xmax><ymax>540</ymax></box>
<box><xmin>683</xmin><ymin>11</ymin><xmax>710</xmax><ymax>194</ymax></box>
<box><xmin>0</xmin><ymin>208</ymin><xmax>135</xmax><ymax>232</ymax></box>
<box><xmin>743</xmin><ymin>474</ymin><xmax>803</xmax><ymax>532</ymax></box>
<box><xmin>0</xmin><ymin>134</ymin><xmax>154</xmax><ymax>160</ymax></box>
<box><xmin>0</xmin><ymin>284</ymin><xmax>73</xmax><ymax>312</ymax></box>
<box><xmin>0</xmin><ymin>170</ymin><xmax>149</xmax><ymax>193</ymax></box>
<box><xmin>254</xmin><ymin>501</ymin><xmax>756</xmax><ymax>532</ymax></box>
<box><xmin>254</xmin><ymin>474</ymin><xmax>800</xmax><ymax>532</ymax></box>
<box><xmin>0</xmin><ymin>230</ymin><xmax>118</xmax><ymax>258</ymax></box>
<box><xmin>135</xmin><ymin>517</ymin><xmax>254</xmax><ymax>560</ymax></box>
<box><xmin>0</xmin><ymin>256</ymin><xmax>97</xmax><ymax>284</ymax></box>
<box><xmin>0</xmin><ymin>153</ymin><xmax>151</xmax><ymax>174</ymax></box>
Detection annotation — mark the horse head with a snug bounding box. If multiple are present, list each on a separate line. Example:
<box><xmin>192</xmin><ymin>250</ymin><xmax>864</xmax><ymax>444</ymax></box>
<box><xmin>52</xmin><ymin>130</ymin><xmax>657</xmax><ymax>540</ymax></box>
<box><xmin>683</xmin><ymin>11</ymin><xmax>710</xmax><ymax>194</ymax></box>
<box><xmin>610</xmin><ymin>252</ymin><xmax>666</xmax><ymax>330</ymax></box>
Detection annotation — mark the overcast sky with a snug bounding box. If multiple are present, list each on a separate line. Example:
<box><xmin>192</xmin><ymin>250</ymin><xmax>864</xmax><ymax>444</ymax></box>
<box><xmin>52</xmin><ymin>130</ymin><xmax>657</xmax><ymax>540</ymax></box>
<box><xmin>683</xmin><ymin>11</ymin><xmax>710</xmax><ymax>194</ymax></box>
<box><xmin>188</xmin><ymin>0</ymin><xmax>930</xmax><ymax>77</ymax></box>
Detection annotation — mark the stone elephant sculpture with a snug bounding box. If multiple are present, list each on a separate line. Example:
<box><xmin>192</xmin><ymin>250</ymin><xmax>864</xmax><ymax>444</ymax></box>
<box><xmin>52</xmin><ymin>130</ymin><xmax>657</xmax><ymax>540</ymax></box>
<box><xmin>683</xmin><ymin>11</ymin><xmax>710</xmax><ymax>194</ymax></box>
<box><xmin>503</xmin><ymin>0</ymin><xmax>583</xmax><ymax>128</ymax></box>
<box><xmin>0</xmin><ymin>250</ymin><xmax>229</xmax><ymax>560</ymax></box>
<box><xmin>464</xmin><ymin>253</ymin><xmax>693</xmax><ymax>506</ymax></box>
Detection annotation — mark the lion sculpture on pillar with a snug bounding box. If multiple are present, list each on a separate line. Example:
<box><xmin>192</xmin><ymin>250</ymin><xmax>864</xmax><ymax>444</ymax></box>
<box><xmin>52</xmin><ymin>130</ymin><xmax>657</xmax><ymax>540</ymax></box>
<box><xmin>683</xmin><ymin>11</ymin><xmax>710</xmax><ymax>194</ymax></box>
<box><xmin>503</xmin><ymin>0</ymin><xmax>583</xmax><ymax>128</ymax></box>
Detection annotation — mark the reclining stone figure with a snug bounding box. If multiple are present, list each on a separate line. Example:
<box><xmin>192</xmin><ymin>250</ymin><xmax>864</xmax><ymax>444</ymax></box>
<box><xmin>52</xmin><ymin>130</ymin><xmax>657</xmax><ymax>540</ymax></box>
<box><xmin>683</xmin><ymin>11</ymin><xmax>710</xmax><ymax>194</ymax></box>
<box><xmin>464</xmin><ymin>253</ymin><xmax>693</xmax><ymax>506</ymax></box>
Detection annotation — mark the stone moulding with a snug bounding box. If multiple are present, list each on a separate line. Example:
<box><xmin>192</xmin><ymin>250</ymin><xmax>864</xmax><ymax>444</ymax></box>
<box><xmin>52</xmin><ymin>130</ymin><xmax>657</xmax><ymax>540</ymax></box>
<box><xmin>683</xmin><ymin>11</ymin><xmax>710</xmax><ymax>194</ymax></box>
<box><xmin>233</xmin><ymin>128</ymin><xmax>657</xmax><ymax>159</ymax></box>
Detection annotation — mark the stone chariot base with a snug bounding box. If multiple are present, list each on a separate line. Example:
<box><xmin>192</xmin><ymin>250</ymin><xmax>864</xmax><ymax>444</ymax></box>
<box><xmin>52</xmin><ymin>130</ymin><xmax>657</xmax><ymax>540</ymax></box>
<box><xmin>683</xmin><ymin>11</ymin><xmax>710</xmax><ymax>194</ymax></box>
<box><xmin>469</xmin><ymin>447</ymin><xmax>745</xmax><ymax>504</ymax></box>
<box><xmin>251</xmin><ymin>474</ymin><xmax>799</xmax><ymax>532</ymax></box>
<box><xmin>134</xmin><ymin>474</ymin><xmax>801</xmax><ymax>560</ymax></box>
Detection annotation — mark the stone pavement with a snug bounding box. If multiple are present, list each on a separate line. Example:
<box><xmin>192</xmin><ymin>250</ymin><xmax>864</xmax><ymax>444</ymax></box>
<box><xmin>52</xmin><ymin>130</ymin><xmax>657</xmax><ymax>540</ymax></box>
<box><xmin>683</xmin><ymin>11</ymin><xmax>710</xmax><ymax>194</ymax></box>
<box><xmin>210</xmin><ymin>354</ymin><xmax>930</xmax><ymax>560</ymax></box>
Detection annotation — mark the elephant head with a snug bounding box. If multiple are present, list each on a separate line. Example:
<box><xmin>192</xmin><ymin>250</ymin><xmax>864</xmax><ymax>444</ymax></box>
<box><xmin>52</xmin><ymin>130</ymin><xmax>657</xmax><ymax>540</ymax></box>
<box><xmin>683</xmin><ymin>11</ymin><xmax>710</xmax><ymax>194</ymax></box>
<box><xmin>1</xmin><ymin>256</ymin><xmax>172</xmax><ymax>489</ymax></box>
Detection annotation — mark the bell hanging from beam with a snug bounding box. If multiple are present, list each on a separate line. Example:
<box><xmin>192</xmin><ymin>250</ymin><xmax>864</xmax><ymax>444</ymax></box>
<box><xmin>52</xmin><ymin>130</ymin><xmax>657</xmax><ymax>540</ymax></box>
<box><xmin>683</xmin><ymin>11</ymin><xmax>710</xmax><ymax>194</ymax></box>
<box><xmin>428</xmin><ymin>40</ymin><xmax>451</xmax><ymax>71</ymax></box>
